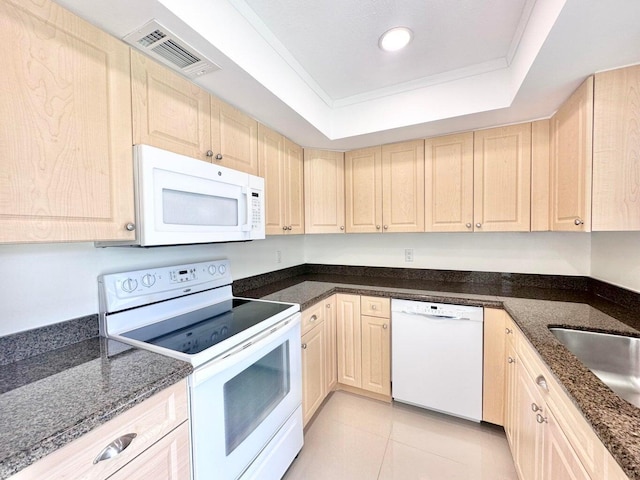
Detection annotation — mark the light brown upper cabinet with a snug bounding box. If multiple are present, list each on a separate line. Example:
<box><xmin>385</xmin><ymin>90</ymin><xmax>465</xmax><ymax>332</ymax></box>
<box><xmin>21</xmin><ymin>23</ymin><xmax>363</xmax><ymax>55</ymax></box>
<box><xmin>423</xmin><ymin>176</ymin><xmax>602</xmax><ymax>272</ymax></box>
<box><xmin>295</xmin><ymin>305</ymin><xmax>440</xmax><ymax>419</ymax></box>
<box><xmin>0</xmin><ymin>0</ymin><xmax>135</xmax><ymax>243</ymax></box>
<box><xmin>304</xmin><ymin>149</ymin><xmax>345</xmax><ymax>234</ymax></box>
<box><xmin>550</xmin><ymin>76</ymin><xmax>594</xmax><ymax>231</ymax></box>
<box><xmin>593</xmin><ymin>65</ymin><xmax>640</xmax><ymax>231</ymax></box>
<box><xmin>474</xmin><ymin>123</ymin><xmax>532</xmax><ymax>232</ymax></box>
<box><xmin>210</xmin><ymin>97</ymin><xmax>258</xmax><ymax>175</ymax></box>
<box><xmin>132</xmin><ymin>51</ymin><xmax>257</xmax><ymax>174</ymax></box>
<box><xmin>131</xmin><ymin>50</ymin><xmax>212</xmax><ymax>161</ymax></box>
<box><xmin>345</xmin><ymin>147</ymin><xmax>383</xmax><ymax>233</ymax></box>
<box><xmin>424</xmin><ymin>133</ymin><xmax>474</xmax><ymax>232</ymax></box>
<box><xmin>258</xmin><ymin>124</ymin><xmax>304</xmax><ymax>235</ymax></box>
<box><xmin>381</xmin><ymin>140</ymin><xmax>425</xmax><ymax>232</ymax></box>
<box><xmin>531</xmin><ymin>120</ymin><xmax>551</xmax><ymax>232</ymax></box>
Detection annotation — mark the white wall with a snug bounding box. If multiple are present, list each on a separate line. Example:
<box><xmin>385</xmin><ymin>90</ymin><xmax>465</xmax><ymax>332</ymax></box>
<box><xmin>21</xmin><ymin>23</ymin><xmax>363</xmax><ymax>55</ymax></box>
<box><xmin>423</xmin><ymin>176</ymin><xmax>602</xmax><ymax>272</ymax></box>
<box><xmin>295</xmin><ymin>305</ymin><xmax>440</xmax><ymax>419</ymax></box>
<box><xmin>591</xmin><ymin>232</ymin><xmax>640</xmax><ymax>293</ymax></box>
<box><xmin>0</xmin><ymin>235</ymin><xmax>305</xmax><ymax>336</ymax></box>
<box><xmin>304</xmin><ymin>232</ymin><xmax>591</xmax><ymax>275</ymax></box>
<box><xmin>3</xmin><ymin>231</ymin><xmax>628</xmax><ymax>338</ymax></box>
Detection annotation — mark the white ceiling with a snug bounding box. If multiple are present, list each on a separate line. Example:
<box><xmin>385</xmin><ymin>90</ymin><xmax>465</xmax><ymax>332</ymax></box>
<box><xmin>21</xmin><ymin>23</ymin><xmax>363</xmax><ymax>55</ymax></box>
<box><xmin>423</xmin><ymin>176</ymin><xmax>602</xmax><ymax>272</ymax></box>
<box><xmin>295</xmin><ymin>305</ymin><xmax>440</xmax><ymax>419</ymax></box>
<box><xmin>54</xmin><ymin>0</ymin><xmax>640</xmax><ymax>150</ymax></box>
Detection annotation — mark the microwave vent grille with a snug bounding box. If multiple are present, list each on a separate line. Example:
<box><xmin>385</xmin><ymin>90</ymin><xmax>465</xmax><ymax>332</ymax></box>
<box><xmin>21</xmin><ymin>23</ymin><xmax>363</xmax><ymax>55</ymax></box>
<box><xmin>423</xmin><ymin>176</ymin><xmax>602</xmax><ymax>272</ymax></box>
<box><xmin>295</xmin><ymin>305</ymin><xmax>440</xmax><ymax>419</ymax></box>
<box><xmin>124</xmin><ymin>20</ymin><xmax>220</xmax><ymax>78</ymax></box>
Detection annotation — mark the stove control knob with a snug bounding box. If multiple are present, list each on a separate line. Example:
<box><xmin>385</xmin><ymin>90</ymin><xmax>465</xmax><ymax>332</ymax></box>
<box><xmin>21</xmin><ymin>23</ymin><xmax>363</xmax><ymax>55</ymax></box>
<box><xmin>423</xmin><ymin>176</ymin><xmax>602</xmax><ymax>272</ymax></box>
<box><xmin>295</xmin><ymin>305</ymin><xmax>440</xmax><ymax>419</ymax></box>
<box><xmin>218</xmin><ymin>264</ymin><xmax>227</xmax><ymax>275</ymax></box>
<box><xmin>220</xmin><ymin>326</ymin><xmax>229</xmax><ymax>336</ymax></box>
<box><xmin>121</xmin><ymin>278</ymin><xmax>138</xmax><ymax>293</ymax></box>
<box><xmin>141</xmin><ymin>274</ymin><xmax>156</xmax><ymax>287</ymax></box>
<box><xmin>207</xmin><ymin>265</ymin><xmax>217</xmax><ymax>276</ymax></box>
<box><xmin>210</xmin><ymin>331</ymin><xmax>219</xmax><ymax>342</ymax></box>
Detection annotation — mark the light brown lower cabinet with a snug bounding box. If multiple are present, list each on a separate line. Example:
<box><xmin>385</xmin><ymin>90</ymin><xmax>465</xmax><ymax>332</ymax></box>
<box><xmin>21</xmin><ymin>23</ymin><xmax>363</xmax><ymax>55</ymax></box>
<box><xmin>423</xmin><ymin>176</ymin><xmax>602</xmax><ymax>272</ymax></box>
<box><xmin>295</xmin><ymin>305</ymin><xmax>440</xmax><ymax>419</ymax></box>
<box><xmin>107</xmin><ymin>422</ymin><xmax>191</xmax><ymax>480</ymax></box>
<box><xmin>301</xmin><ymin>322</ymin><xmax>326</xmax><ymax>426</ymax></box>
<box><xmin>300</xmin><ymin>296</ymin><xmax>337</xmax><ymax>426</ymax></box>
<box><xmin>504</xmin><ymin>318</ymin><xmax>629</xmax><ymax>480</ymax></box>
<box><xmin>9</xmin><ymin>380</ymin><xmax>189</xmax><ymax>480</ymax></box>
<box><xmin>336</xmin><ymin>294</ymin><xmax>391</xmax><ymax>401</ymax></box>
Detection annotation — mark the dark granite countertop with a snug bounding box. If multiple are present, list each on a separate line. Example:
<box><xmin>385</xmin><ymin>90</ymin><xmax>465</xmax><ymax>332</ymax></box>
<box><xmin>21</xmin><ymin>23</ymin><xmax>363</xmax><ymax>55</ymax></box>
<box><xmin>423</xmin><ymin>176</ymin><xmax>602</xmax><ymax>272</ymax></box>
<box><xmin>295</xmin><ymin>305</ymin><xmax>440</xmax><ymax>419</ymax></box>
<box><xmin>237</xmin><ymin>273</ymin><xmax>640</xmax><ymax>479</ymax></box>
<box><xmin>0</xmin><ymin>337</ymin><xmax>192</xmax><ymax>479</ymax></box>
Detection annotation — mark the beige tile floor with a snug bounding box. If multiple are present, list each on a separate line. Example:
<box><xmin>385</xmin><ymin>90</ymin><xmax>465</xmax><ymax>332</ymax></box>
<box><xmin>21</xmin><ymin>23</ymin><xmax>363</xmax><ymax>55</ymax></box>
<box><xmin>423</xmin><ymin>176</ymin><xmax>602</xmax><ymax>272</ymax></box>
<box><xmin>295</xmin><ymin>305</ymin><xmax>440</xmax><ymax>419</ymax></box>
<box><xmin>283</xmin><ymin>391</ymin><xmax>518</xmax><ymax>480</ymax></box>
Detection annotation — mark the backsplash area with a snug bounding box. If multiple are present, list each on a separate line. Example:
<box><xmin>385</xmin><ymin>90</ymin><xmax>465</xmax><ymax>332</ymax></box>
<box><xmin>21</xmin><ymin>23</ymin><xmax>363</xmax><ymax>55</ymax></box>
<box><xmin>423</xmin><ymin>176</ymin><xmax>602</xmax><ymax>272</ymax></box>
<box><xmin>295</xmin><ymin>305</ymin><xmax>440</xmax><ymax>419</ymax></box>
<box><xmin>1</xmin><ymin>231</ymin><xmax>637</xmax><ymax>337</ymax></box>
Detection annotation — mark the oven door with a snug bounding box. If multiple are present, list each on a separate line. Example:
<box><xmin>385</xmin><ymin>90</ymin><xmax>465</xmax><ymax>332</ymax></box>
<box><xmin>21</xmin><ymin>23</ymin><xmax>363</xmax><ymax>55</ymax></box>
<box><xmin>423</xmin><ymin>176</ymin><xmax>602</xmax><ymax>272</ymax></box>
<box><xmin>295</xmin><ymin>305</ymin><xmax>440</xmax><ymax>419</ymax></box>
<box><xmin>190</xmin><ymin>315</ymin><xmax>302</xmax><ymax>480</ymax></box>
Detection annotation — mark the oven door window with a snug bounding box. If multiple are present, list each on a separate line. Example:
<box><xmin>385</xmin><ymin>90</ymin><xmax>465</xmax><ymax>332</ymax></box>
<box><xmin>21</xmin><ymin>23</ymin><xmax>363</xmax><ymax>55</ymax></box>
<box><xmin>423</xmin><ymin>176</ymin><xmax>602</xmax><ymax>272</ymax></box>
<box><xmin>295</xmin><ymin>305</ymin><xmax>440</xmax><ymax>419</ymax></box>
<box><xmin>223</xmin><ymin>340</ymin><xmax>291</xmax><ymax>455</ymax></box>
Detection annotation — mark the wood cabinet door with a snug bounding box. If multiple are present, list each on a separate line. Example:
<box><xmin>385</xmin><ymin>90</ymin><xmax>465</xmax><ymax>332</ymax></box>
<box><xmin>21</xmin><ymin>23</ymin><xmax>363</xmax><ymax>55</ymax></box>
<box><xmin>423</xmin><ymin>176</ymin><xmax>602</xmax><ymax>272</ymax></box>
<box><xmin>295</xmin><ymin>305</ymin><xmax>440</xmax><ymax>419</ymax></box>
<box><xmin>482</xmin><ymin>308</ymin><xmax>506</xmax><ymax>426</ymax></box>
<box><xmin>131</xmin><ymin>50</ymin><xmax>211</xmax><ymax>161</ymax></box>
<box><xmin>360</xmin><ymin>315</ymin><xmax>390</xmax><ymax>397</ymax></box>
<box><xmin>531</xmin><ymin>119</ymin><xmax>551</xmax><ymax>232</ymax></box>
<box><xmin>211</xmin><ymin>97</ymin><xmax>258</xmax><ymax>175</ymax></box>
<box><xmin>258</xmin><ymin>124</ymin><xmax>286</xmax><ymax>235</ymax></box>
<box><xmin>381</xmin><ymin>140</ymin><xmax>425</xmax><ymax>232</ymax></box>
<box><xmin>550</xmin><ymin>76</ymin><xmax>593</xmax><ymax>231</ymax></box>
<box><xmin>304</xmin><ymin>149</ymin><xmax>345</xmax><ymax>233</ymax></box>
<box><xmin>504</xmin><ymin>338</ymin><xmax>518</xmax><ymax>447</ymax></box>
<box><xmin>514</xmin><ymin>355</ymin><xmax>545</xmax><ymax>480</ymax></box>
<box><xmin>301</xmin><ymin>323</ymin><xmax>326</xmax><ymax>426</ymax></box>
<box><xmin>324</xmin><ymin>295</ymin><xmax>338</xmax><ymax>393</ymax></box>
<box><xmin>345</xmin><ymin>146</ymin><xmax>383</xmax><ymax>233</ymax></box>
<box><xmin>336</xmin><ymin>294</ymin><xmax>361</xmax><ymax>388</ymax></box>
<box><xmin>474</xmin><ymin>123</ymin><xmax>531</xmax><ymax>232</ymax></box>
<box><xmin>107</xmin><ymin>422</ymin><xmax>191</xmax><ymax>480</ymax></box>
<box><xmin>424</xmin><ymin>133</ymin><xmax>474</xmax><ymax>232</ymax></box>
<box><xmin>593</xmin><ymin>66</ymin><xmax>640</xmax><ymax>231</ymax></box>
<box><xmin>544</xmin><ymin>409</ymin><xmax>591</xmax><ymax>480</ymax></box>
<box><xmin>0</xmin><ymin>0</ymin><xmax>135</xmax><ymax>243</ymax></box>
<box><xmin>284</xmin><ymin>138</ymin><xmax>305</xmax><ymax>234</ymax></box>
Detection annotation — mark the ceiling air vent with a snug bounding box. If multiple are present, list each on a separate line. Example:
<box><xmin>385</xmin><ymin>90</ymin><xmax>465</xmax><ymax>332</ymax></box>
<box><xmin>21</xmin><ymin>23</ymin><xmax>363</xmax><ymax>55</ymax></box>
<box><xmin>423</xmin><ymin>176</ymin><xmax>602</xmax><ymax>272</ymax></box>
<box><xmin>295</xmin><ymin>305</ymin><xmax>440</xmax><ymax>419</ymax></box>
<box><xmin>124</xmin><ymin>20</ymin><xmax>220</xmax><ymax>78</ymax></box>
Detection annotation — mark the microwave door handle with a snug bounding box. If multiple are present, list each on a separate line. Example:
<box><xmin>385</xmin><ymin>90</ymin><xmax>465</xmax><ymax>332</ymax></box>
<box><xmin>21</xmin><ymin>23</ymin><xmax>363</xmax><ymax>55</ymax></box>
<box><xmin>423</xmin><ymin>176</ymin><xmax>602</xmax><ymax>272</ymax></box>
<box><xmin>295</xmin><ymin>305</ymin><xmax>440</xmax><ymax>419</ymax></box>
<box><xmin>241</xmin><ymin>186</ymin><xmax>251</xmax><ymax>232</ymax></box>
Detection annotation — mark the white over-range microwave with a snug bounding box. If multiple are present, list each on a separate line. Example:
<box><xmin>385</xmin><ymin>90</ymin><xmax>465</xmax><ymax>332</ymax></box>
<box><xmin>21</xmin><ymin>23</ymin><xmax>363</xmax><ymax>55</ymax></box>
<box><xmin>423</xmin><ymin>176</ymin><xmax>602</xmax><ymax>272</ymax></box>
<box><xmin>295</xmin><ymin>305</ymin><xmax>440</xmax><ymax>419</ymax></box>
<box><xmin>97</xmin><ymin>145</ymin><xmax>265</xmax><ymax>247</ymax></box>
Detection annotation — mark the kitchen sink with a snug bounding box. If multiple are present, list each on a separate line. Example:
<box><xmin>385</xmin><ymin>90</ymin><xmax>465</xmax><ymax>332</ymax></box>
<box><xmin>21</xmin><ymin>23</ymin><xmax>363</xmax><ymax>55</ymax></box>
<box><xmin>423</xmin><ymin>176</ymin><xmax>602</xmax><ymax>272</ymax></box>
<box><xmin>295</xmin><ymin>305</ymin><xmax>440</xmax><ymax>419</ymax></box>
<box><xmin>549</xmin><ymin>327</ymin><xmax>640</xmax><ymax>408</ymax></box>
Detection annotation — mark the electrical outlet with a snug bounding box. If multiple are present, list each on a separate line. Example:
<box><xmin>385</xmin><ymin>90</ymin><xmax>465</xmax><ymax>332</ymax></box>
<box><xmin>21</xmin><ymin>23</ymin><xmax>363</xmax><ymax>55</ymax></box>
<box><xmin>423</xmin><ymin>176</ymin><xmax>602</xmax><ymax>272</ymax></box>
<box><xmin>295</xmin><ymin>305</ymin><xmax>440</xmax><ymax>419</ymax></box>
<box><xmin>405</xmin><ymin>248</ymin><xmax>414</xmax><ymax>262</ymax></box>
<box><xmin>276</xmin><ymin>250</ymin><xmax>282</xmax><ymax>263</ymax></box>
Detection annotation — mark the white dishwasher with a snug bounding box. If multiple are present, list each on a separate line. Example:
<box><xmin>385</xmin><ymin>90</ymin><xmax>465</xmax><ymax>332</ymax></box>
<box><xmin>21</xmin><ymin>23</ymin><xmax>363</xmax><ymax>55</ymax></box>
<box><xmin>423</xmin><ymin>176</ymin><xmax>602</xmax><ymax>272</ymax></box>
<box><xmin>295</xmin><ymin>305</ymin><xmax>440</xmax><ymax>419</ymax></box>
<box><xmin>391</xmin><ymin>299</ymin><xmax>483</xmax><ymax>422</ymax></box>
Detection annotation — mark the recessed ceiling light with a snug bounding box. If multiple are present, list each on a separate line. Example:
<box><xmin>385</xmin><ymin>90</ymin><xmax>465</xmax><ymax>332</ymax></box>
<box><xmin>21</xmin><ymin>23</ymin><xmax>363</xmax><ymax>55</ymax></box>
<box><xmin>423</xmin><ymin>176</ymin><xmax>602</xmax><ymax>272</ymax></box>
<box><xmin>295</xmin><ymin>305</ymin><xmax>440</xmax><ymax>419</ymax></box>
<box><xmin>379</xmin><ymin>27</ymin><xmax>413</xmax><ymax>52</ymax></box>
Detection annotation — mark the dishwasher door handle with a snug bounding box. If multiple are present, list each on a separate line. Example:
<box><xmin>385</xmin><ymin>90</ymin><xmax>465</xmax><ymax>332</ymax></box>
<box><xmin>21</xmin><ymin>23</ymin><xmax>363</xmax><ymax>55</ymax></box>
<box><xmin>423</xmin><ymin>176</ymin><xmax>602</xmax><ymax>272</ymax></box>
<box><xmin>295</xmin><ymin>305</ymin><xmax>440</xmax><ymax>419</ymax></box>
<box><xmin>398</xmin><ymin>312</ymin><xmax>480</xmax><ymax>322</ymax></box>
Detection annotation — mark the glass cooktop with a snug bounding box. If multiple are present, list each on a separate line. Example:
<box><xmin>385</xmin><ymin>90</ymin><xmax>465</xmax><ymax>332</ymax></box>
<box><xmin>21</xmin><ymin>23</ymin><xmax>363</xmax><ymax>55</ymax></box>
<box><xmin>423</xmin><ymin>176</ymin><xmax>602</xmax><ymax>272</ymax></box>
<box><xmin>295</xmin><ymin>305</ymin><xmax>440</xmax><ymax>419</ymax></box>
<box><xmin>122</xmin><ymin>299</ymin><xmax>292</xmax><ymax>355</ymax></box>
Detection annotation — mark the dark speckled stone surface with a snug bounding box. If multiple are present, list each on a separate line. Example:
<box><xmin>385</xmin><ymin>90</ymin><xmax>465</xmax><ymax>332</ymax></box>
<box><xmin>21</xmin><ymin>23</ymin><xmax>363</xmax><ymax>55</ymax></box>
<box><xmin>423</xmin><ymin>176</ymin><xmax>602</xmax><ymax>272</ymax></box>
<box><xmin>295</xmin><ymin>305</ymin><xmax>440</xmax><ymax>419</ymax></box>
<box><xmin>0</xmin><ymin>337</ymin><xmax>192</xmax><ymax>479</ymax></box>
<box><xmin>235</xmin><ymin>268</ymin><xmax>640</xmax><ymax>479</ymax></box>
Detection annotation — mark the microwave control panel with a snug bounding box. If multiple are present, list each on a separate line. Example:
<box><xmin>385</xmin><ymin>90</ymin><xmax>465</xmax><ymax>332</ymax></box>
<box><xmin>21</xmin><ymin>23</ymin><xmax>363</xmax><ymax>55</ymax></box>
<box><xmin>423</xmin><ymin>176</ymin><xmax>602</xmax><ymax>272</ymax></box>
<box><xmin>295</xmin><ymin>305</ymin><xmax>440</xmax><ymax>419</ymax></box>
<box><xmin>251</xmin><ymin>191</ymin><xmax>262</xmax><ymax>230</ymax></box>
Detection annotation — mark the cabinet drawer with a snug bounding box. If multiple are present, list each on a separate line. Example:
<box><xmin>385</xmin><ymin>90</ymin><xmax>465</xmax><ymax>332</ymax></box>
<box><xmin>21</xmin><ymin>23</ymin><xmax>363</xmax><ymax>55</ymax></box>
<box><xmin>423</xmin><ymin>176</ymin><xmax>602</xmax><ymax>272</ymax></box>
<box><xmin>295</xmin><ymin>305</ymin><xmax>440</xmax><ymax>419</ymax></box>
<box><xmin>10</xmin><ymin>380</ymin><xmax>188</xmax><ymax>480</ymax></box>
<box><xmin>360</xmin><ymin>296</ymin><xmax>390</xmax><ymax>318</ymax></box>
<box><xmin>107</xmin><ymin>422</ymin><xmax>190</xmax><ymax>480</ymax></box>
<box><xmin>301</xmin><ymin>301</ymin><xmax>325</xmax><ymax>336</ymax></box>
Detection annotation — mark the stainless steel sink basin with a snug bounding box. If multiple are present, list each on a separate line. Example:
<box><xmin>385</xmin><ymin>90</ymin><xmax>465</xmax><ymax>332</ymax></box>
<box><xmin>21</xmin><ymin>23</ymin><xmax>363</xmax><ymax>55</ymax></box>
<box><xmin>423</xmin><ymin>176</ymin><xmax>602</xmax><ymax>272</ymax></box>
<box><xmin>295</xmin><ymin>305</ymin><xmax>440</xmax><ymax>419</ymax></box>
<box><xmin>549</xmin><ymin>327</ymin><xmax>640</xmax><ymax>408</ymax></box>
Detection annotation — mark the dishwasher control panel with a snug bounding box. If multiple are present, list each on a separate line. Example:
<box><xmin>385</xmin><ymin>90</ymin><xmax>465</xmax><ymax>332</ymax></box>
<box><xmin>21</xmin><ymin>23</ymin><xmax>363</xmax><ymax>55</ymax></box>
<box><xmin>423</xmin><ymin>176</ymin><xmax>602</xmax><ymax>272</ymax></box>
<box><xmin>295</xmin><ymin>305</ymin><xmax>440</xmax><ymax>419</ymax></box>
<box><xmin>391</xmin><ymin>299</ymin><xmax>483</xmax><ymax>321</ymax></box>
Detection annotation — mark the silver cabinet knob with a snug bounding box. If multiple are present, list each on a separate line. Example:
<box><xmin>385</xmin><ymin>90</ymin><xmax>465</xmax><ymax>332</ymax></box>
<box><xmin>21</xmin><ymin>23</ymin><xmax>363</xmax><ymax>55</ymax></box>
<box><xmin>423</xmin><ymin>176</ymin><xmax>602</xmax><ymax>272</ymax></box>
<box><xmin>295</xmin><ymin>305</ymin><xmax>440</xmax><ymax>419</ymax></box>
<box><xmin>465</xmin><ymin>223</ymin><xmax>472</xmax><ymax>228</ymax></box>
<box><xmin>536</xmin><ymin>413</ymin><xmax>548</xmax><ymax>424</ymax></box>
<box><xmin>371</xmin><ymin>305</ymin><xmax>377</xmax><ymax>310</ymax></box>
<box><xmin>383</xmin><ymin>324</ymin><xmax>388</xmax><ymax>329</ymax></box>
<box><xmin>531</xmin><ymin>403</ymin><xmax>543</xmax><ymax>412</ymax></box>
<box><xmin>215</xmin><ymin>153</ymin><xmax>223</xmax><ymax>160</ymax></box>
<box><xmin>475</xmin><ymin>223</ymin><xmax>482</xmax><ymax>228</ymax></box>
<box><xmin>309</xmin><ymin>315</ymin><xmax>318</xmax><ymax>323</ymax></box>
<box><xmin>206</xmin><ymin>150</ymin><xmax>213</xmax><ymax>157</ymax></box>
<box><xmin>383</xmin><ymin>225</ymin><xmax>388</xmax><ymax>230</ymax></box>
<box><xmin>282</xmin><ymin>226</ymin><xmax>288</xmax><ymax>231</ymax></box>
<box><xmin>326</xmin><ymin>303</ymin><xmax>331</xmax><ymax>309</ymax></box>
<box><xmin>340</xmin><ymin>226</ymin><xmax>345</xmax><ymax>230</ymax></box>
<box><xmin>376</xmin><ymin>225</ymin><xmax>381</xmax><ymax>230</ymax></box>
<box><xmin>536</xmin><ymin>375</ymin><xmax>548</xmax><ymax>391</ymax></box>
<box><xmin>574</xmin><ymin>218</ymin><xmax>584</xmax><ymax>226</ymax></box>
<box><xmin>505</xmin><ymin>328</ymin><xmax>512</xmax><ymax>334</ymax></box>
<box><xmin>301</xmin><ymin>343</ymin><xmax>307</xmax><ymax>350</ymax></box>
<box><xmin>288</xmin><ymin>226</ymin><xmax>293</xmax><ymax>230</ymax></box>
<box><xmin>125</xmin><ymin>222</ymin><xmax>136</xmax><ymax>231</ymax></box>
<box><xmin>507</xmin><ymin>356</ymin><xmax>515</xmax><ymax>364</ymax></box>
<box><xmin>93</xmin><ymin>433</ymin><xmax>137</xmax><ymax>464</ymax></box>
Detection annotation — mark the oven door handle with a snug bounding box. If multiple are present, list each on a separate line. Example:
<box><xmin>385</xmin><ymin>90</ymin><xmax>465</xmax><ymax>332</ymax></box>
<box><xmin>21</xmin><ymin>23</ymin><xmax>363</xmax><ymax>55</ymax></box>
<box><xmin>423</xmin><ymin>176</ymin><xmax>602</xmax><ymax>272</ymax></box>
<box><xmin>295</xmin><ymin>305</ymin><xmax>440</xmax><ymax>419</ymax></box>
<box><xmin>191</xmin><ymin>314</ymin><xmax>301</xmax><ymax>386</ymax></box>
